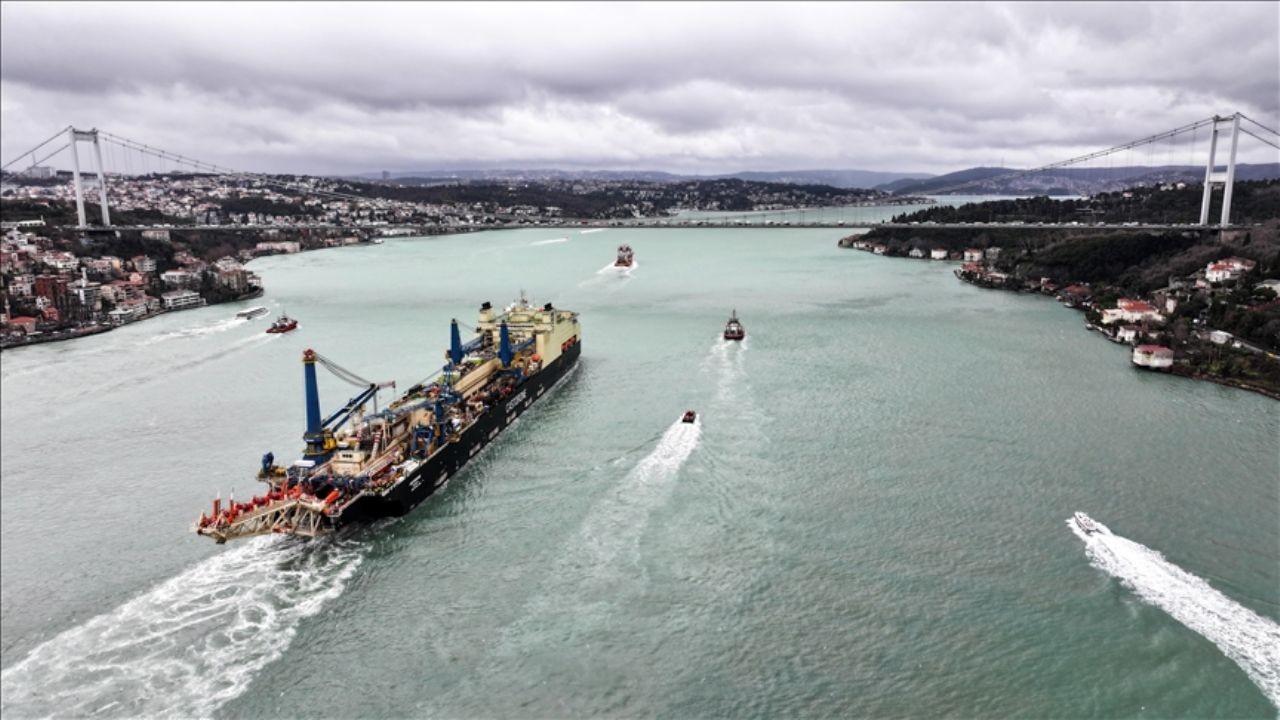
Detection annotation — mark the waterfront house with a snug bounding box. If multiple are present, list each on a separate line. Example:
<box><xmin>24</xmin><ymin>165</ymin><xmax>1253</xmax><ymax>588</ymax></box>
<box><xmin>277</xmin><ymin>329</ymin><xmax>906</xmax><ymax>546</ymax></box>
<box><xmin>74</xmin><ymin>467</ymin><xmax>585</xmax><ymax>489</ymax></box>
<box><xmin>872</xmin><ymin>244</ymin><xmax>888</xmax><ymax>255</ymax></box>
<box><xmin>963</xmin><ymin>248</ymin><xmax>984</xmax><ymax>262</ymax></box>
<box><xmin>161</xmin><ymin>290</ymin><xmax>204</xmax><ymax>310</ymax></box>
<box><xmin>1132</xmin><ymin>345</ymin><xmax>1174</xmax><ymax>370</ymax></box>
<box><xmin>108</xmin><ymin>300</ymin><xmax>148</xmax><ymax>325</ymax></box>
<box><xmin>1101</xmin><ymin>299</ymin><xmax>1163</xmax><ymax>325</ymax></box>
<box><xmin>909</xmin><ymin>247</ymin><xmax>925</xmax><ymax>259</ymax></box>
<box><xmin>930</xmin><ymin>248</ymin><xmax>948</xmax><ymax>260</ymax></box>
<box><xmin>984</xmin><ymin>247</ymin><xmax>1002</xmax><ymax>261</ymax></box>
<box><xmin>1116</xmin><ymin>325</ymin><xmax>1140</xmax><ymax>344</ymax></box>
<box><xmin>1060</xmin><ymin>285</ymin><xmax>1092</xmax><ymax>306</ymax></box>
<box><xmin>7</xmin><ymin>316</ymin><xmax>38</xmax><ymax>334</ymax></box>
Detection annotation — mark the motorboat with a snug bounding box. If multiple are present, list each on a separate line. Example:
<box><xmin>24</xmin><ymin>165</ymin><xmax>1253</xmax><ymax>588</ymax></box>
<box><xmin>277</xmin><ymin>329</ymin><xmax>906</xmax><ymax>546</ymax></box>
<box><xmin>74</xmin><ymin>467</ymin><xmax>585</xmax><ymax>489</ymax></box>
<box><xmin>1073</xmin><ymin>511</ymin><xmax>1101</xmax><ymax>535</ymax></box>
<box><xmin>681</xmin><ymin>410</ymin><xmax>697</xmax><ymax>424</ymax></box>
<box><xmin>723</xmin><ymin>310</ymin><xmax>745</xmax><ymax>341</ymax></box>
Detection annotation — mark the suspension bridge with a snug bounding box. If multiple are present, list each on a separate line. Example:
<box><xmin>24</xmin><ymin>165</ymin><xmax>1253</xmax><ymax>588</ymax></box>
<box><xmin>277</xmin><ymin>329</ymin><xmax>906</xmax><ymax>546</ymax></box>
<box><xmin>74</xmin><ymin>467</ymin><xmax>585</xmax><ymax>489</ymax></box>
<box><xmin>1</xmin><ymin>113</ymin><xmax>1277</xmax><ymax>232</ymax></box>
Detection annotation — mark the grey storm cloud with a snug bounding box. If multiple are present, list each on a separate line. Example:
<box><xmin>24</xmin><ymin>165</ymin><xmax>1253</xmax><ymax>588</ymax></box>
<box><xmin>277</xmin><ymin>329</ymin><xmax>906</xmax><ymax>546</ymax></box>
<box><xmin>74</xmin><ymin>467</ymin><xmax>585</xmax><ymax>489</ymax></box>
<box><xmin>1</xmin><ymin>1</ymin><xmax>1277</xmax><ymax>175</ymax></box>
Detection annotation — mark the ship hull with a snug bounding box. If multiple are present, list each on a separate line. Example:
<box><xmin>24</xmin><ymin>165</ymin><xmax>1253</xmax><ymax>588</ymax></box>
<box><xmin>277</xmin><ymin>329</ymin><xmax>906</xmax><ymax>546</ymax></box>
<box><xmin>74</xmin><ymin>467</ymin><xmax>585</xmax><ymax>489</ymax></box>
<box><xmin>326</xmin><ymin>340</ymin><xmax>581</xmax><ymax>527</ymax></box>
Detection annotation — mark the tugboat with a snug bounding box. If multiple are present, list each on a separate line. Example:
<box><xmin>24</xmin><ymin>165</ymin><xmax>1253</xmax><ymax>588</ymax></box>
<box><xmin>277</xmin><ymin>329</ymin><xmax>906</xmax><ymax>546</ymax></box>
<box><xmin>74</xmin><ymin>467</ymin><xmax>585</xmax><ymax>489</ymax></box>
<box><xmin>266</xmin><ymin>313</ymin><xmax>298</xmax><ymax>334</ymax></box>
<box><xmin>195</xmin><ymin>296</ymin><xmax>582</xmax><ymax>544</ymax></box>
<box><xmin>723</xmin><ymin>310</ymin><xmax>745</xmax><ymax>341</ymax></box>
<box><xmin>682</xmin><ymin>409</ymin><xmax>697</xmax><ymax>424</ymax></box>
<box><xmin>614</xmin><ymin>244</ymin><xmax>634</xmax><ymax>267</ymax></box>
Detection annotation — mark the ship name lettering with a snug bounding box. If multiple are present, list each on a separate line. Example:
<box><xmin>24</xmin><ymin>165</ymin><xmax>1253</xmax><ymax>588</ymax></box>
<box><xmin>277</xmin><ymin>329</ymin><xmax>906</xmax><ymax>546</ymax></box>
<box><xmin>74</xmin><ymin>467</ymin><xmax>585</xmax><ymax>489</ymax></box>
<box><xmin>504</xmin><ymin>390</ymin><xmax>528</xmax><ymax>413</ymax></box>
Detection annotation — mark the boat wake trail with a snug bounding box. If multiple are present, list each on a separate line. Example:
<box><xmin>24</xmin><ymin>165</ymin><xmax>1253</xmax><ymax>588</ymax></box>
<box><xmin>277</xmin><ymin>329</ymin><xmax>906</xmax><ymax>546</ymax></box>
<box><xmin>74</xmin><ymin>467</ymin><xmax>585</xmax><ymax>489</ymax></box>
<box><xmin>0</xmin><ymin>537</ymin><xmax>364</xmax><ymax>719</ymax></box>
<box><xmin>1068</xmin><ymin>517</ymin><xmax>1280</xmax><ymax>707</ymax></box>
<box><xmin>596</xmin><ymin>260</ymin><xmax>638</xmax><ymax>276</ymax></box>
<box><xmin>703</xmin><ymin>335</ymin><xmax>751</xmax><ymax>406</ymax></box>
<box><xmin>579</xmin><ymin>228</ymin><xmax>606</xmax><ymax>234</ymax></box>
<box><xmin>530</xmin><ymin>236</ymin><xmax>569</xmax><ymax>246</ymax></box>
<box><xmin>572</xmin><ymin>417</ymin><xmax>702</xmax><ymax>575</ymax></box>
<box><xmin>143</xmin><ymin>317</ymin><xmax>250</xmax><ymax>344</ymax></box>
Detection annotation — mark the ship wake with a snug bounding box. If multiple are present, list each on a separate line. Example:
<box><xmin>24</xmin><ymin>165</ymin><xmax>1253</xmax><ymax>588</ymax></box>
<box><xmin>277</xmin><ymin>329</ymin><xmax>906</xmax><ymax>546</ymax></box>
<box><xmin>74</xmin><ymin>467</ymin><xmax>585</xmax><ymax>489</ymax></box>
<box><xmin>0</xmin><ymin>536</ymin><xmax>364</xmax><ymax>719</ymax></box>
<box><xmin>530</xmin><ymin>236</ymin><xmax>569</xmax><ymax>246</ymax></box>
<box><xmin>596</xmin><ymin>260</ymin><xmax>638</xmax><ymax>276</ymax></box>
<box><xmin>571</xmin><ymin>417</ymin><xmax>702</xmax><ymax>574</ymax></box>
<box><xmin>1068</xmin><ymin>517</ymin><xmax>1280</xmax><ymax>707</ymax></box>
<box><xmin>142</xmin><ymin>316</ymin><xmax>252</xmax><ymax>344</ymax></box>
<box><xmin>486</xmin><ymin>417</ymin><xmax>702</xmax><ymax>678</ymax></box>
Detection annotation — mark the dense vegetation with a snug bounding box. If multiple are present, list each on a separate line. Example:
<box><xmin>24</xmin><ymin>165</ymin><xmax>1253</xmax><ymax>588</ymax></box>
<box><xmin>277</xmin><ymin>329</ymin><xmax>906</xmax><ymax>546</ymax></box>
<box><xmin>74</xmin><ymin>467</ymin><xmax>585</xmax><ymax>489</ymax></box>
<box><xmin>338</xmin><ymin>177</ymin><xmax>878</xmax><ymax>218</ymax></box>
<box><xmin>889</xmin><ymin>180</ymin><xmax>1280</xmax><ymax>226</ymax></box>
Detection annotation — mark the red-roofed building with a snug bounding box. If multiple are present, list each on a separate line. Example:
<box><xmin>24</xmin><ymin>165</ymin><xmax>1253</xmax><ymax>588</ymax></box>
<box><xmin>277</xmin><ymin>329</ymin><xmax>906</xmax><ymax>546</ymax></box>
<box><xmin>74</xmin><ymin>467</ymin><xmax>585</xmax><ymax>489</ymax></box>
<box><xmin>1205</xmin><ymin>257</ymin><xmax>1257</xmax><ymax>283</ymax></box>
<box><xmin>1102</xmin><ymin>298</ymin><xmax>1164</xmax><ymax>325</ymax></box>
<box><xmin>1132</xmin><ymin>345</ymin><xmax>1174</xmax><ymax>370</ymax></box>
<box><xmin>7</xmin><ymin>316</ymin><xmax>37</xmax><ymax>333</ymax></box>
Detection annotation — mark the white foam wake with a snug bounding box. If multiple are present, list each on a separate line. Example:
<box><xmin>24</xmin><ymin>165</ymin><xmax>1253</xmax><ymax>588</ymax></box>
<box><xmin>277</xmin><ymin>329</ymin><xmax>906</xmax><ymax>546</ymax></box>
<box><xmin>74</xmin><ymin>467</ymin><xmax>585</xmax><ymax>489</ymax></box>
<box><xmin>579</xmin><ymin>228</ymin><xmax>606</xmax><ymax>234</ymax></box>
<box><xmin>573</xmin><ymin>417</ymin><xmax>701</xmax><ymax>573</ymax></box>
<box><xmin>1068</xmin><ymin>517</ymin><xmax>1280</xmax><ymax>707</ymax></box>
<box><xmin>0</xmin><ymin>536</ymin><xmax>364</xmax><ymax>719</ymax></box>
<box><xmin>596</xmin><ymin>260</ymin><xmax>639</xmax><ymax>275</ymax></box>
<box><xmin>530</xmin><ymin>236</ymin><xmax>569</xmax><ymax>246</ymax></box>
<box><xmin>142</xmin><ymin>317</ymin><xmax>250</xmax><ymax>345</ymax></box>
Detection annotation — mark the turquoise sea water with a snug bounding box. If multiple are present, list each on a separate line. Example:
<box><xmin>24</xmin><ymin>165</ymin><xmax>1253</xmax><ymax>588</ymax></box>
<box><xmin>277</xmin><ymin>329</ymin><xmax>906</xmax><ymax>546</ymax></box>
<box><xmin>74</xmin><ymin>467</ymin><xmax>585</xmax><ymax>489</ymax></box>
<box><xmin>2</xmin><ymin>227</ymin><xmax>1277</xmax><ymax>717</ymax></box>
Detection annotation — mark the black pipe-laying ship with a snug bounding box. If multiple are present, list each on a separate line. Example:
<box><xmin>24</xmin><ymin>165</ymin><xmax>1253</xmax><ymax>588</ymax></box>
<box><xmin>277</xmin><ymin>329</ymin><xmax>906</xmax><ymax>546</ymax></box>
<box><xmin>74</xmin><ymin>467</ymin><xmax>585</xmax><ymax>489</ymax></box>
<box><xmin>196</xmin><ymin>294</ymin><xmax>581</xmax><ymax>543</ymax></box>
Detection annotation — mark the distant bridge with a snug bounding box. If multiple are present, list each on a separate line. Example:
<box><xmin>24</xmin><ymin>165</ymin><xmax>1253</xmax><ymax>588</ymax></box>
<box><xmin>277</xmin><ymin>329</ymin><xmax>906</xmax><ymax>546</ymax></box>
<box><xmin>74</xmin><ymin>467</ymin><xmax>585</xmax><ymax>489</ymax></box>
<box><xmin>95</xmin><ymin>219</ymin><xmax>1249</xmax><ymax>235</ymax></box>
<box><xmin>3</xmin><ymin>113</ymin><xmax>1276</xmax><ymax>230</ymax></box>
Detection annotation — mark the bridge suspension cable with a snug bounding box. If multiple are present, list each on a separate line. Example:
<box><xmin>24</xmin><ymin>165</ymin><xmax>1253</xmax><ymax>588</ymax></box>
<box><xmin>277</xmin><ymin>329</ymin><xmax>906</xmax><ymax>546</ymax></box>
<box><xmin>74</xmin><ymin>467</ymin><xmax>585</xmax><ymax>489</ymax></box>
<box><xmin>95</xmin><ymin>130</ymin><xmax>389</xmax><ymax>205</ymax></box>
<box><xmin>1240</xmin><ymin>114</ymin><xmax>1280</xmax><ymax>138</ymax></box>
<box><xmin>0</xmin><ymin>125</ymin><xmax>73</xmax><ymax>173</ymax></box>
<box><xmin>924</xmin><ymin>115</ymin><xmax>1223</xmax><ymax>195</ymax></box>
<box><xmin>1239</xmin><ymin>127</ymin><xmax>1280</xmax><ymax>151</ymax></box>
<box><xmin>2</xmin><ymin>142</ymin><xmax>72</xmax><ymax>178</ymax></box>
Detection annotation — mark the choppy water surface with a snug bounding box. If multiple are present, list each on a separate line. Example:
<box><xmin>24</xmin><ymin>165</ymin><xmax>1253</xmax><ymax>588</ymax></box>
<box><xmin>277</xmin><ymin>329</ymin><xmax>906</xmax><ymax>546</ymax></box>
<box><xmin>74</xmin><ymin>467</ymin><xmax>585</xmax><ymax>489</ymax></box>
<box><xmin>2</xmin><ymin>227</ymin><xmax>1277</xmax><ymax>717</ymax></box>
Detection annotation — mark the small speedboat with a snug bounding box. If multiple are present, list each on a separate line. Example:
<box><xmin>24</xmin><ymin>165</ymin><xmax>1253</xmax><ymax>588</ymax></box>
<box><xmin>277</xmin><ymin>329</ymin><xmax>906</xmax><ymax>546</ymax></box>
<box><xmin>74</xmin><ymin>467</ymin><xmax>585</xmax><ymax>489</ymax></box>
<box><xmin>1073</xmin><ymin>512</ymin><xmax>1101</xmax><ymax>535</ymax></box>
<box><xmin>682</xmin><ymin>410</ymin><xmax>697</xmax><ymax>424</ymax></box>
<box><xmin>266</xmin><ymin>313</ymin><xmax>298</xmax><ymax>334</ymax></box>
<box><xmin>723</xmin><ymin>310</ymin><xmax>745</xmax><ymax>341</ymax></box>
<box><xmin>614</xmin><ymin>244</ymin><xmax>634</xmax><ymax>267</ymax></box>
<box><xmin>237</xmin><ymin>306</ymin><xmax>269</xmax><ymax>320</ymax></box>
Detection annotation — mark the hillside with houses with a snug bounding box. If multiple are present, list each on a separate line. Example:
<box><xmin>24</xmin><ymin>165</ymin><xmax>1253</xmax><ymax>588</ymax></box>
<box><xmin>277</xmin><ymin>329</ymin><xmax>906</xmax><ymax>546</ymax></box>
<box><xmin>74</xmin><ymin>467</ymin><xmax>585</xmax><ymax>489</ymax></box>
<box><xmin>840</xmin><ymin>199</ymin><xmax>1280</xmax><ymax>398</ymax></box>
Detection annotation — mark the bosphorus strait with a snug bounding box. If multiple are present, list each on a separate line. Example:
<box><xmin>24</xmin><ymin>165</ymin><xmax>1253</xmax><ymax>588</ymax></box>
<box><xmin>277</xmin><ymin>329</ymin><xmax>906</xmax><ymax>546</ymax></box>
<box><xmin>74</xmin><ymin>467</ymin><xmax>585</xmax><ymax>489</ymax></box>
<box><xmin>2</xmin><ymin>228</ymin><xmax>1276</xmax><ymax>717</ymax></box>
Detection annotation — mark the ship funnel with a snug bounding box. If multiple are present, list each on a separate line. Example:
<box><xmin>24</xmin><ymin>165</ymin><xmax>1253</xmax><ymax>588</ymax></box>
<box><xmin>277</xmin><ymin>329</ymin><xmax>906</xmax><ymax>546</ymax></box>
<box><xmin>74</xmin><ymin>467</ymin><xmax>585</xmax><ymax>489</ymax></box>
<box><xmin>449</xmin><ymin>319</ymin><xmax>463</xmax><ymax>366</ymax></box>
<box><xmin>499</xmin><ymin>322</ymin><xmax>513</xmax><ymax>367</ymax></box>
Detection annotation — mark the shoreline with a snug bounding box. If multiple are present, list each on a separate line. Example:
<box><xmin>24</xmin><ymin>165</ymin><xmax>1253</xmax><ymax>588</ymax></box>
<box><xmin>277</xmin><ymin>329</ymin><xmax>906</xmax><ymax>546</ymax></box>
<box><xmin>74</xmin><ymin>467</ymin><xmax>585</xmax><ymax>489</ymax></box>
<box><xmin>840</xmin><ymin>242</ymin><xmax>1280</xmax><ymax>402</ymax></box>
<box><xmin>0</xmin><ymin>287</ymin><xmax>264</xmax><ymax>352</ymax></box>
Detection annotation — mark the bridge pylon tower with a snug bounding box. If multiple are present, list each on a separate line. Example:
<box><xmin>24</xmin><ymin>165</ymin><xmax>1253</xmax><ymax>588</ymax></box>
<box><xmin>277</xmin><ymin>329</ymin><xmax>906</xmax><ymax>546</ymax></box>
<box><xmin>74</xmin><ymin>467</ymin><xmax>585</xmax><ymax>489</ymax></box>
<box><xmin>66</xmin><ymin>127</ymin><xmax>111</xmax><ymax>229</ymax></box>
<box><xmin>1198</xmin><ymin>113</ymin><xmax>1242</xmax><ymax>227</ymax></box>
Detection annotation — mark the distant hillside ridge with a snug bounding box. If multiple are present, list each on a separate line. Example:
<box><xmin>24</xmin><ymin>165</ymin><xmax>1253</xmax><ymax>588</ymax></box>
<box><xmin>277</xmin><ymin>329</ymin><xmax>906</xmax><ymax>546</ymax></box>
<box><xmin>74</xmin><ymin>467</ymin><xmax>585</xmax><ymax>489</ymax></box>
<box><xmin>349</xmin><ymin>168</ymin><xmax>933</xmax><ymax>189</ymax></box>
<box><xmin>889</xmin><ymin>163</ymin><xmax>1280</xmax><ymax>196</ymax></box>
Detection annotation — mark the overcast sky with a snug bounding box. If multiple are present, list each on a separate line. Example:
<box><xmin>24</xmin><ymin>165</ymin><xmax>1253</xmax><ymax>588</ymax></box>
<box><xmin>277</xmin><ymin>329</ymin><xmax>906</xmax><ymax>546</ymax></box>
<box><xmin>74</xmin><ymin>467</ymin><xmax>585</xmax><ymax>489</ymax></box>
<box><xmin>2</xmin><ymin>1</ymin><xmax>1277</xmax><ymax>176</ymax></box>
